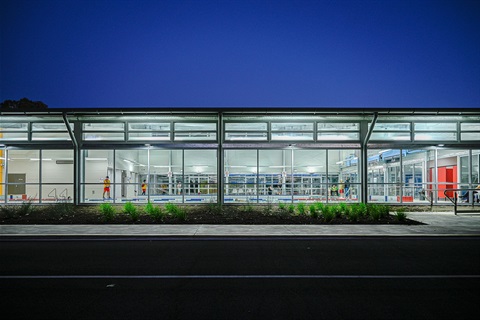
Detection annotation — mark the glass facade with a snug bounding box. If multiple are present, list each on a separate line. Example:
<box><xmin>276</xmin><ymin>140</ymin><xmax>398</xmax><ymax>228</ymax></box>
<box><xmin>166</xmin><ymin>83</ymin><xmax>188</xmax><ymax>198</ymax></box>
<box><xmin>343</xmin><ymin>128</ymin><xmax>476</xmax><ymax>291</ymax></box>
<box><xmin>0</xmin><ymin>109</ymin><xmax>478</xmax><ymax>205</ymax></box>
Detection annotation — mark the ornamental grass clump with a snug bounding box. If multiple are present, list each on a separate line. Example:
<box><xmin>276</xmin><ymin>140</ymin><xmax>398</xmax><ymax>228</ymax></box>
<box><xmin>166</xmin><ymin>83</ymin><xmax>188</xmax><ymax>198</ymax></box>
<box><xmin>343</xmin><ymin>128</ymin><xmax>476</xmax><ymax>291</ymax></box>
<box><xmin>338</xmin><ymin>203</ymin><xmax>348</xmax><ymax>216</ymax></box>
<box><xmin>309</xmin><ymin>204</ymin><xmax>319</xmax><ymax>218</ymax></box>
<box><xmin>145</xmin><ymin>201</ymin><xmax>164</xmax><ymax>220</ymax></box>
<box><xmin>379</xmin><ymin>204</ymin><xmax>390</xmax><ymax>218</ymax></box>
<box><xmin>395</xmin><ymin>208</ymin><xmax>408</xmax><ymax>221</ymax></box>
<box><xmin>123</xmin><ymin>201</ymin><xmax>139</xmax><ymax>221</ymax></box>
<box><xmin>350</xmin><ymin>203</ymin><xmax>367</xmax><ymax>218</ymax></box>
<box><xmin>165</xmin><ymin>203</ymin><xmax>187</xmax><ymax>221</ymax></box>
<box><xmin>315</xmin><ymin>202</ymin><xmax>325</xmax><ymax>213</ymax></box>
<box><xmin>263</xmin><ymin>201</ymin><xmax>274</xmax><ymax>215</ymax></box>
<box><xmin>331</xmin><ymin>205</ymin><xmax>343</xmax><ymax>218</ymax></box>
<box><xmin>321</xmin><ymin>206</ymin><xmax>335</xmax><ymax>222</ymax></box>
<box><xmin>0</xmin><ymin>201</ymin><xmax>35</xmax><ymax>219</ymax></box>
<box><xmin>287</xmin><ymin>204</ymin><xmax>295</xmax><ymax>215</ymax></box>
<box><xmin>99</xmin><ymin>203</ymin><xmax>115</xmax><ymax>221</ymax></box>
<box><xmin>277</xmin><ymin>203</ymin><xmax>289</xmax><ymax>217</ymax></box>
<box><xmin>296</xmin><ymin>203</ymin><xmax>307</xmax><ymax>215</ymax></box>
<box><xmin>367</xmin><ymin>204</ymin><xmax>381</xmax><ymax>221</ymax></box>
<box><xmin>47</xmin><ymin>202</ymin><xmax>75</xmax><ymax>219</ymax></box>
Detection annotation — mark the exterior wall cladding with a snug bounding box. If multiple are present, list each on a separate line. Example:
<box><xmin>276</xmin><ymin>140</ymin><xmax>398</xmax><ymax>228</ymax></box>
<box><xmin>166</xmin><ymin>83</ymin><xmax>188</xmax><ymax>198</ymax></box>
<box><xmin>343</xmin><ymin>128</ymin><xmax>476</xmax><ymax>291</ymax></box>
<box><xmin>0</xmin><ymin>107</ymin><xmax>479</xmax><ymax>205</ymax></box>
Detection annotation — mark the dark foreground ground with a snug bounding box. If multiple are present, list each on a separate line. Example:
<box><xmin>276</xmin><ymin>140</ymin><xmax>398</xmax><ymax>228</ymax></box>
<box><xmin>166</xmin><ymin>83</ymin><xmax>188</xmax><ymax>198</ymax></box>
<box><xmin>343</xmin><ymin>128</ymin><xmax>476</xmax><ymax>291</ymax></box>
<box><xmin>1</xmin><ymin>236</ymin><xmax>479</xmax><ymax>319</ymax></box>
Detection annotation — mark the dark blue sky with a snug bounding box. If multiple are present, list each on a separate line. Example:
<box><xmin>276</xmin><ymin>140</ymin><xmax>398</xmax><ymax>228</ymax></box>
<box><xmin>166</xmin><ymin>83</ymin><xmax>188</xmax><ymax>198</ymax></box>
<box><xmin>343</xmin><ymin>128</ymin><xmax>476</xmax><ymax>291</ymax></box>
<box><xmin>1</xmin><ymin>0</ymin><xmax>479</xmax><ymax>108</ymax></box>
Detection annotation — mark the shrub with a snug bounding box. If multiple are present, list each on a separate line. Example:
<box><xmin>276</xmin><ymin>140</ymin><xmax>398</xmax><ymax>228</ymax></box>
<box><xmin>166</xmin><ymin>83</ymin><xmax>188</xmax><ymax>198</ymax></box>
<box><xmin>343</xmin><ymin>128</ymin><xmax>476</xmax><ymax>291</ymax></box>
<box><xmin>263</xmin><ymin>201</ymin><xmax>274</xmax><ymax>215</ymax></box>
<box><xmin>315</xmin><ymin>202</ymin><xmax>325</xmax><ymax>213</ymax></box>
<box><xmin>165</xmin><ymin>203</ymin><xmax>187</xmax><ymax>220</ymax></box>
<box><xmin>338</xmin><ymin>203</ymin><xmax>348</xmax><ymax>215</ymax></box>
<box><xmin>379</xmin><ymin>205</ymin><xmax>390</xmax><ymax>218</ymax></box>
<box><xmin>347</xmin><ymin>207</ymin><xmax>359</xmax><ymax>221</ymax></box>
<box><xmin>100</xmin><ymin>203</ymin><xmax>116</xmax><ymax>221</ymax></box>
<box><xmin>123</xmin><ymin>201</ymin><xmax>139</xmax><ymax>221</ymax></box>
<box><xmin>0</xmin><ymin>201</ymin><xmax>36</xmax><ymax>219</ymax></box>
<box><xmin>297</xmin><ymin>203</ymin><xmax>307</xmax><ymax>215</ymax></box>
<box><xmin>145</xmin><ymin>201</ymin><xmax>164</xmax><ymax>220</ymax></box>
<box><xmin>209</xmin><ymin>203</ymin><xmax>223</xmax><ymax>214</ymax></box>
<box><xmin>0</xmin><ymin>206</ymin><xmax>19</xmax><ymax>218</ymax></box>
<box><xmin>47</xmin><ymin>202</ymin><xmax>75</xmax><ymax>219</ymax></box>
<box><xmin>309</xmin><ymin>204</ymin><xmax>319</xmax><ymax>218</ymax></box>
<box><xmin>18</xmin><ymin>200</ymin><xmax>35</xmax><ymax>216</ymax></box>
<box><xmin>395</xmin><ymin>208</ymin><xmax>408</xmax><ymax>221</ymax></box>
<box><xmin>331</xmin><ymin>205</ymin><xmax>343</xmax><ymax>218</ymax></box>
<box><xmin>287</xmin><ymin>204</ymin><xmax>295</xmax><ymax>215</ymax></box>
<box><xmin>174</xmin><ymin>207</ymin><xmax>187</xmax><ymax>220</ymax></box>
<box><xmin>277</xmin><ymin>202</ymin><xmax>288</xmax><ymax>216</ymax></box>
<box><xmin>165</xmin><ymin>203</ymin><xmax>178</xmax><ymax>215</ymax></box>
<box><xmin>368</xmin><ymin>204</ymin><xmax>381</xmax><ymax>221</ymax></box>
<box><xmin>351</xmin><ymin>203</ymin><xmax>367</xmax><ymax>217</ymax></box>
<box><xmin>243</xmin><ymin>203</ymin><xmax>254</xmax><ymax>213</ymax></box>
<box><xmin>321</xmin><ymin>206</ymin><xmax>335</xmax><ymax>222</ymax></box>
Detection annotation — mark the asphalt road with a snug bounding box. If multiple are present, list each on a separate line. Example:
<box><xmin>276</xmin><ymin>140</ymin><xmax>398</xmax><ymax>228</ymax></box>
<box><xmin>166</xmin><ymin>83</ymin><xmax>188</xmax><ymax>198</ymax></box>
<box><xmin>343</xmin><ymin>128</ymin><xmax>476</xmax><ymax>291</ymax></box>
<box><xmin>1</xmin><ymin>236</ymin><xmax>479</xmax><ymax>319</ymax></box>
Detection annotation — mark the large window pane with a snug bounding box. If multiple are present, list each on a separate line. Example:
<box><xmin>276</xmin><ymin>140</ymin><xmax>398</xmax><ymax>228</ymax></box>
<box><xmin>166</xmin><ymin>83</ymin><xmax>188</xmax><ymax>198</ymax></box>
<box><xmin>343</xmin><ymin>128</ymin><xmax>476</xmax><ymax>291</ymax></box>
<box><xmin>82</xmin><ymin>150</ymin><xmax>113</xmax><ymax>202</ymax></box>
<box><xmin>225</xmin><ymin>123</ymin><xmax>267</xmax><ymax>131</ymax></box>
<box><xmin>148</xmin><ymin>150</ymin><xmax>182</xmax><ymax>203</ymax></box>
<box><xmin>367</xmin><ymin>149</ymin><xmax>401</xmax><ymax>203</ymax></box>
<box><xmin>414</xmin><ymin>123</ymin><xmax>456</xmax><ymax>131</ymax></box>
<box><xmin>370</xmin><ymin>132</ymin><xmax>410</xmax><ymax>141</ymax></box>
<box><xmin>7</xmin><ymin>150</ymin><xmax>39</xmax><ymax>203</ymax></box>
<box><xmin>184</xmin><ymin>150</ymin><xmax>217</xmax><ymax>203</ymax></box>
<box><xmin>174</xmin><ymin>123</ymin><xmax>216</xmax><ymax>131</ymax></box>
<box><xmin>328</xmin><ymin>150</ymin><xmax>360</xmax><ymax>202</ymax></box>
<box><xmin>41</xmin><ymin>150</ymin><xmax>74</xmax><ymax>202</ymax></box>
<box><xmin>224</xmin><ymin>150</ymin><xmax>257</xmax><ymax>203</ymax></box>
<box><xmin>225</xmin><ymin>132</ymin><xmax>267</xmax><ymax>141</ymax></box>
<box><xmin>259</xmin><ymin>150</ymin><xmax>291</xmax><ymax>202</ymax></box>
<box><xmin>271</xmin><ymin>123</ymin><xmax>313</xmax><ymax>131</ymax></box>
<box><xmin>32</xmin><ymin>132</ymin><xmax>71</xmax><ymax>141</ymax></box>
<box><xmin>0</xmin><ymin>123</ymin><xmax>28</xmax><ymax>131</ymax></box>
<box><xmin>318</xmin><ymin>123</ymin><xmax>359</xmax><ymax>131</ymax></box>
<box><xmin>83</xmin><ymin>123</ymin><xmax>124</xmax><ymax>131</ymax></box>
<box><xmin>32</xmin><ymin>123</ymin><xmax>72</xmax><ymax>131</ymax></box>
<box><xmin>402</xmin><ymin>149</ymin><xmax>429</xmax><ymax>203</ymax></box>
<box><xmin>373</xmin><ymin>123</ymin><xmax>410</xmax><ymax>131</ymax></box>
<box><xmin>271</xmin><ymin>132</ymin><xmax>313</xmax><ymax>141</ymax></box>
<box><xmin>128</xmin><ymin>123</ymin><xmax>170</xmax><ymax>131</ymax></box>
<box><xmin>293</xmin><ymin>149</ymin><xmax>327</xmax><ymax>202</ymax></box>
<box><xmin>115</xmin><ymin>149</ymin><xmax>148</xmax><ymax>203</ymax></box>
<box><xmin>0</xmin><ymin>132</ymin><xmax>28</xmax><ymax>140</ymax></box>
<box><xmin>317</xmin><ymin>132</ymin><xmax>359</xmax><ymax>141</ymax></box>
<box><xmin>414</xmin><ymin>132</ymin><xmax>457</xmax><ymax>141</ymax></box>
<box><xmin>128</xmin><ymin>132</ymin><xmax>170</xmax><ymax>141</ymax></box>
<box><xmin>83</xmin><ymin>132</ymin><xmax>125</xmax><ymax>141</ymax></box>
<box><xmin>174</xmin><ymin>132</ymin><xmax>217</xmax><ymax>141</ymax></box>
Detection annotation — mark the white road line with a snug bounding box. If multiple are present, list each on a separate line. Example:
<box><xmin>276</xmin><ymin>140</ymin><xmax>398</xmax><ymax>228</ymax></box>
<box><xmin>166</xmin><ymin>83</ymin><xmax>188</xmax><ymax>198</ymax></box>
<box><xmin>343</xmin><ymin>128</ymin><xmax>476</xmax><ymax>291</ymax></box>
<box><xmin>1</xmin><ymin>274</ymin><xmax>479</xmax><ymax>279</ymax></box>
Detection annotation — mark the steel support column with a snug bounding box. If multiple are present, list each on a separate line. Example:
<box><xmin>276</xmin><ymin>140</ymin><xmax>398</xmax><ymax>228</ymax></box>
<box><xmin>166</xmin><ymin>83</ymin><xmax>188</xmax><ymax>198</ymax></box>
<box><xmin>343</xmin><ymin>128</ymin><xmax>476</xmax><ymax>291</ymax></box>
<box><xmin>361</xmin><ymin>112</ymin><xmax>378</xmax><ymax>203</ymax></box>
<box><xmin>217</xmin><ymin>112</ymin><xmax>224</xmax><ymax>204</ymax></box>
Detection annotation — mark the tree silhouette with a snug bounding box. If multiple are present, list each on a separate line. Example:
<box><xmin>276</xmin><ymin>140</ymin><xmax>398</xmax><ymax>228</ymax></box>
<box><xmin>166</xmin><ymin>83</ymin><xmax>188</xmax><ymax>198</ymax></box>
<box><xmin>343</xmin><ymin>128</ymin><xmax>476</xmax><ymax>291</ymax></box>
<box><xmin>1</xmin><ymin>98</ymin><xmax>48</xmax><ymax>110</ymax></box>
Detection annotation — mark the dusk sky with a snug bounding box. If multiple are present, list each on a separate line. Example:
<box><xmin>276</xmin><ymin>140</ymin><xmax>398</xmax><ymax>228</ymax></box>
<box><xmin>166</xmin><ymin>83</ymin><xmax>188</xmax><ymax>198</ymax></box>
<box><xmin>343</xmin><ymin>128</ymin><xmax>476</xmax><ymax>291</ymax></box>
<box><xmin>1</xmin><ymin>0</ymin><xmax>479</xmax><ymax>109</ymax></box>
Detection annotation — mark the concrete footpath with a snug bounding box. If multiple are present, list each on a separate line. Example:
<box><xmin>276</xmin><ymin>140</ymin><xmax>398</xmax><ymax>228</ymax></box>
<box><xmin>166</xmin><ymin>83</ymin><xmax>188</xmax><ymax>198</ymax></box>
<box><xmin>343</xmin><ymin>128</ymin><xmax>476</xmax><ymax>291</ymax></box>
<box><xmin>1</xmin><ymin>212</ymin><xmax>479</xmax><ymax>237</ymax></box>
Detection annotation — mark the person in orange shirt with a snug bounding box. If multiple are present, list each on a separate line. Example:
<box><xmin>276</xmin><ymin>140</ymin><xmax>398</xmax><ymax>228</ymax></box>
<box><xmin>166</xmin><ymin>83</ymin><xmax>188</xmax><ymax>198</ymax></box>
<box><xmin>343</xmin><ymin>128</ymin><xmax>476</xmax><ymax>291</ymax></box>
<box><xmin>141</xmin><ymin>180</ymin><xmax>147</xmax><ymax>195</ymax></box>
<box><xmin>103</xmin><ymin>176</ymin><xmax>111</xmax><ymax>199</ymax></box>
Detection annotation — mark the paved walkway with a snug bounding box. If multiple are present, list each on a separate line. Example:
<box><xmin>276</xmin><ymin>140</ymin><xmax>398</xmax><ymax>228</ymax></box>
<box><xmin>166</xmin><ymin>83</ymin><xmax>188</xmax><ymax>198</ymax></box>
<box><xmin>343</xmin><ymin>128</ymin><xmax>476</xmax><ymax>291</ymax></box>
<box><xmin>1</xmin><ymin>212</ymin><xmax>480</xmax><ymax>237</ymax></box>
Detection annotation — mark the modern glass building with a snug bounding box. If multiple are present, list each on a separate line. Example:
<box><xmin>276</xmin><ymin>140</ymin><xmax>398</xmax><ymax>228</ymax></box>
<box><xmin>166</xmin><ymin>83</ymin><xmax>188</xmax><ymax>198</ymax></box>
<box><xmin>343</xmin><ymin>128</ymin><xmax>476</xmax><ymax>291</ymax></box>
<box><xmin>0</xmin><ymin>108</ymin><xmax>479</xmax><ymax>206</ymax></box>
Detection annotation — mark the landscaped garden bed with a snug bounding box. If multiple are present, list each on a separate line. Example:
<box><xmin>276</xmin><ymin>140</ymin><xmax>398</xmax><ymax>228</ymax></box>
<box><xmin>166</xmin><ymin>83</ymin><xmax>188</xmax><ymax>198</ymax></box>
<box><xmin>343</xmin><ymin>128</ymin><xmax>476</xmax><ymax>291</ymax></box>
<box><xmin>0</xmin><ymin>201</ymin><xmax>423</xmax><ymax>225</ymax></box>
